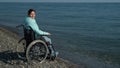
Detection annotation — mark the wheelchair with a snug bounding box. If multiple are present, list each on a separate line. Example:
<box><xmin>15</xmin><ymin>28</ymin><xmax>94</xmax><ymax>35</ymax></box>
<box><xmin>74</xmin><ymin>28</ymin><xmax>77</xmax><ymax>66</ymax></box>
<box><xmin>16</xmin><ymin>24</ymin><xmax>57</xmax><ymax>63</ymax></box>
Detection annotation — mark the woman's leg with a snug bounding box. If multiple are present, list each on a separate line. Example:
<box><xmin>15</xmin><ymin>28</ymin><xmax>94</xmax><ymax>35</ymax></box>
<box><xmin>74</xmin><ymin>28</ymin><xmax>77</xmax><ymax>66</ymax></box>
<box><xmin>42</xmin><ymin>36</ymin><xmax>52</xmax><ymax>44</ymax></box>
<box><xmin>42</xmin><ymin>36</ymin><xmax>54</xmax><ymax>53</ymax></box>
<box><xmin>42</xmin><ymin>36</ymin><xmax>59</xmax><ymax>58</ymax></box>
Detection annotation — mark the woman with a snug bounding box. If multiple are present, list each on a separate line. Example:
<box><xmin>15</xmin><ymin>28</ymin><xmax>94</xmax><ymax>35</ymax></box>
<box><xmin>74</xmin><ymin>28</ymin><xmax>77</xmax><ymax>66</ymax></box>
<box><xmin>24</xmin><ymin>9</ymin><xmax>58</xmax><ymax>57</ymax></box>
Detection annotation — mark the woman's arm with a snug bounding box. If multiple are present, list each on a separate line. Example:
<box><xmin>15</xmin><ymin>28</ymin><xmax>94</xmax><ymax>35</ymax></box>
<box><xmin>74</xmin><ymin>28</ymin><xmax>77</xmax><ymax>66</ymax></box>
<box><xmin>25</xmin><ymin>17</ymin><xmax>50</xmax><ymax>35</ymax></box>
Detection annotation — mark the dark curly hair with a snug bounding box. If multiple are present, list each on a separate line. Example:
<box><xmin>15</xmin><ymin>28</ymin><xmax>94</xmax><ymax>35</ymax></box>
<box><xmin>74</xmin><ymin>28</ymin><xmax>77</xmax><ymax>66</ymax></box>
<box><xmin>28</xmin><ymin>9</ymin><xmax>36</xmax><ymax>16</ymax></box>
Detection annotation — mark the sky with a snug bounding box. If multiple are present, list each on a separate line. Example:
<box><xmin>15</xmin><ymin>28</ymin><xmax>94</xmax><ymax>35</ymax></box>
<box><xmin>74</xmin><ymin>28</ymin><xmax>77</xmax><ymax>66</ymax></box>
<box><xmin>0</xmin><ymin>0</ymin><xmax>120</xmax><ymax>2</ymax></box>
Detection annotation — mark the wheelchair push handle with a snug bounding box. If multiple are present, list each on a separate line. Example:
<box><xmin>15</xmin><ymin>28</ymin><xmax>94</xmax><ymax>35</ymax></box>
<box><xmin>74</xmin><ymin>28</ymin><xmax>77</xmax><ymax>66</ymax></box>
<box><xmin>16</xmin><ymin>24</ymin><xmax>25</xmax><ymax>29</ymax></box>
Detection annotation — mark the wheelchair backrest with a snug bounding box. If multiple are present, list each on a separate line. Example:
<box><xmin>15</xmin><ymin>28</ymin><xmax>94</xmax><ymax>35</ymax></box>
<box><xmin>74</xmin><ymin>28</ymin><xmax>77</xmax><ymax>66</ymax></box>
<box><xmin>16</xmin><ymin>24</ymin><xmax>36</xmax><ymax>46</ymax></box>
<box><xmin>23</xmin><ymin>26</ymin><xmax>36</xmax><ymax>45</ymax></box>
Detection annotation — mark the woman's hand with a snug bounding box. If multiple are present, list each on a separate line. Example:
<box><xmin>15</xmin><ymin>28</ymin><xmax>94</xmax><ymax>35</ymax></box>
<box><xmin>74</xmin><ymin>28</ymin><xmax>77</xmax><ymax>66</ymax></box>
<box><xmin>48</xmin><ymin>32</ymin><xmax>51</xmax><ymax>35</ymax></box>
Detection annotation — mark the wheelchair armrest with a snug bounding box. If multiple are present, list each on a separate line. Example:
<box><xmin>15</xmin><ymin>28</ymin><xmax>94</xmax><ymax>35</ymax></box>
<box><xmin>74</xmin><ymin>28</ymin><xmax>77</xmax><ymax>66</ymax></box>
<box><xmin>40</xmin><ymin>35</ymin><xmax>51</xmax><ymax>36</ymax></box>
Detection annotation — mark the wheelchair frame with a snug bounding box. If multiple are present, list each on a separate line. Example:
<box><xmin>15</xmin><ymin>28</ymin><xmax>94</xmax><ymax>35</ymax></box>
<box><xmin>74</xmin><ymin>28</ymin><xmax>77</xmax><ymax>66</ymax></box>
<box><xmin>16</xmin><ymin>24</ymin><xmax>55</xmax><ymax>63</ymax></box>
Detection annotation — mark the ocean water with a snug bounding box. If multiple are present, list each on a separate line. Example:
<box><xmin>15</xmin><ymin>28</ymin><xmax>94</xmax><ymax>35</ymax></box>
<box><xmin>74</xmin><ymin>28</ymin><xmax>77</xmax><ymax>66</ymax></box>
<box><xmin>0</xmin><ymin>2</ymin><xmax>120</xmax><ymax>68</ymax></box>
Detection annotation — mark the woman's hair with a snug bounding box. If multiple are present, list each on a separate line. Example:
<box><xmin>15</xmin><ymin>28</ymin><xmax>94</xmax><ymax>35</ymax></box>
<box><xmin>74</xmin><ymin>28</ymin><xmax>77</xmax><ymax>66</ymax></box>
<box><xmin>28</xmin><ymin>9</ymin><xmax>36</xmax><ymax>16</ymax></box>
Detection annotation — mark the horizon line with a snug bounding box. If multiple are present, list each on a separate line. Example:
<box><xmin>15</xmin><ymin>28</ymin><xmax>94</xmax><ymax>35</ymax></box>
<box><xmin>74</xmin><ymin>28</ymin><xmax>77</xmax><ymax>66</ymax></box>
<box><xmin>0</xmin><ymin>1</ymin><xmax>120</xmax><ymax>3</ymax></box>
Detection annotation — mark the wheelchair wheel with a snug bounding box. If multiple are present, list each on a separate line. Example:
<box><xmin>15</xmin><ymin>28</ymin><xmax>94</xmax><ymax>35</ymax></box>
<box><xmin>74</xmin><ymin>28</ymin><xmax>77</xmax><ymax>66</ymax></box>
<box><xmin>26</xmin><ymin>40</ymin><xmax>48</xmax><ymax>63</ymax></box>
<box><xmin>16</xmin><ymin>38</ymin><xmax>26</xmax><ymax>58</ymax></box>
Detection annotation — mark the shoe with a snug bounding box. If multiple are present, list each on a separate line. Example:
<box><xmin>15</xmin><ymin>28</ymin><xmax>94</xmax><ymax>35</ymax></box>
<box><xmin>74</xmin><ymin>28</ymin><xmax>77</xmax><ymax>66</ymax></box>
<box><xmin>55</xmin><ymin>51</ymin><xmax>59</xmax><ymax>57</ymax></box>
<box><xmin>50</xmin><ymin>51</ymin><xmax>55</xmax><ymax>57</ymax></box>
<box><xmin>51</xmin><ymin>51</ymin><xmax>59</xmax><ymax>57</ymax></box>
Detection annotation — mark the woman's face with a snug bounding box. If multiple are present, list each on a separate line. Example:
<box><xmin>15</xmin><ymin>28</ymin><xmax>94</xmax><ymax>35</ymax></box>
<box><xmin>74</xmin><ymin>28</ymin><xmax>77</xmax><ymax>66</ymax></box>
<box><xmin>29</xmin><ymin>11</ymin><xmax>36</xmax><ymax>19</ymax></box>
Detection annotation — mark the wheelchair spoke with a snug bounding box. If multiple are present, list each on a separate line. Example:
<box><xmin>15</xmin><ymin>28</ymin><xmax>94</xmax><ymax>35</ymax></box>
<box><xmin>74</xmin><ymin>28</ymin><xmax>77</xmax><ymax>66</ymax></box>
<box><xmin>28</xmin><ymin>44</ymin><xmax>47</xmax><ymax>60</ymax></box>
<box><xmin>26</xmin><ymin>40</ymin><xmax>48</xmax><ymax>63</ymax></box>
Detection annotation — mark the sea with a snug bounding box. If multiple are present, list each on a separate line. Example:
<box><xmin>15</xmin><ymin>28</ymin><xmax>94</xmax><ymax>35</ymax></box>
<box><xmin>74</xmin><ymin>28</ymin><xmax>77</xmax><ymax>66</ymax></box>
<box><xmin>0</xmin><ymin>2</ymin><xmax>120</xmax><ymax>68</ymax></box>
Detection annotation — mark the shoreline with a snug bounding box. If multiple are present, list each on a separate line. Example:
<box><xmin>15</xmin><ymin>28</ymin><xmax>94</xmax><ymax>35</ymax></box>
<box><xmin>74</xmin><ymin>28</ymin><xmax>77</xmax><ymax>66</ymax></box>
<box><xmin>0</xmin><ymin>25</ymin><xmax>82</xmax><ymax>68</ymax></box>
<box><xmin>1</xmin><ymin>24</ymin><xmax>120</xmax><ymax>68</ymax></box>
